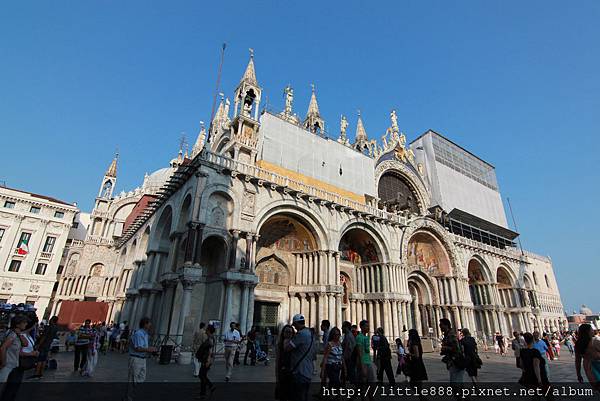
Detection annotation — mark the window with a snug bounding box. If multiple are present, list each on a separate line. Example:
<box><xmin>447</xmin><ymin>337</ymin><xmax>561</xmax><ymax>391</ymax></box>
<box><xmin>544</xmin><ymin>274</ymin><xmax>550</xmax><ymax>288</ymax></box>
<box><xmin>16</xmin><ymin>232</ymin><xmax>31</xmax><ymax>254</ymax></box>
<box><xmin>57</xmin><ymin>265</ymin><xmax>64</xmax><ymax>275</ymax></box>
<box><xmin>0</xmin><ymin>228</ymin><xmax>5</xmax><ymax>243</ymax></box>
<box><xmin>72</xmin><ymin>222</ymin><xmax>79</xmax><ymax>228</ymax></box>
<box><xmin>35</xmin><ymin>263</ymin><xmax>47</xmax><ymax>275</ymax></box>
<box><xmin>42</xmin><ymin>236</ymin><xmax>56</xmax><ymax>253</ymax></box>
<box><xmin>0</xmin><ymin>298</ymin><xmax>8</xmax><ymax>304</ymax></box>
<box><xmin>3</xmin><ymin>201</ymin><xmax>15</xmax><ymax>209</ymax></box>
<box><xmin>30</xmin><ymin>206</ymin><xmax>41</xmax><ymax>214</ymax></box>
<box><xmin>54</xmin><ymin>211</ymin><xmax>64</xmax><ymax>218</ymax></box>
<box><xmin>8</xmin><ymin>260</ymin><xmax>21</xmax><ymax>272</ymax></box>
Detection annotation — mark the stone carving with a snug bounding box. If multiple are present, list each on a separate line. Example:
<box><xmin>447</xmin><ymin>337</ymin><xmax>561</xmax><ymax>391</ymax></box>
<box><xmin>1</xmin><ymin>282</ymin><xmax>12</xmax><ymax>291</ymax></box>
<box><xmin>87</xmin><ymin>277</ymin><xmax>103</xmax><ymax>296</ymax></box>
<box><xmin>242</xmin><ymin>191</ymin><xmax>256</xmax><ymax>216</ymax></box>
<box><xmin>29</xmin><ymin>284</ymin><xmax>40</xmax><ymax>293</ymax></box>
<box><xmin>256</xmin><ymin>256</ymin><xmax>289</xmax><ymax>290</ymax></box>
<box><xmin>210</xmin><ymin>205</ymin><xmax>225</xmax><ymax>227</ymax></box>
<box><xmin>284</xmin><ymin>85</ymin><xmax>293</xmax><ymax>115</ymax></box>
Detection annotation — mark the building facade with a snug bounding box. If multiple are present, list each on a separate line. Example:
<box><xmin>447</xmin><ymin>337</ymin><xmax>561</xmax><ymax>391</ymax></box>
<box><xmin>110</xmin><ymin>53</ymin><xmax>566</xmax><ymax>345</ymax></box>
<box><xmin>50</xmin><ymin>154</ymin><xmax>181</xmax><ymax>323</ymax></box>
<box><xmin>0</xmin><ymin>186</ymin><xmax>78</xmax><ymax>315</ymax></box>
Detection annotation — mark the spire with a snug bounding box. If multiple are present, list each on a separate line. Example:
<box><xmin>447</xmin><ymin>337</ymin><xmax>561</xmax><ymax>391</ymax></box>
<box><xmin>355</xmin><ymin>110</ymin><xmax>368</xmax><ymax>143</ymax></box>
<box><xmin>240</xmin><ymin>48</ymin><xmax>258</xmax><ymax>86</ymax></box>
<box><xmin>303</xmin><ymin>84</ymin><xmax>325</xmax><ymax>134</ymax></box>
<box><xmin>306</xmin><ymin>84</ymin><xmax>321</xmax><ymax>117</ymax></box>
<box><xmin>105</xmin><ymin>152</ymin><xmax>118</xmax><ymax>178</ymax></box>
<box><xmin>192</xmin><ymin>122</ymin><xmax>207</xmax><ymax>158</ymax></box>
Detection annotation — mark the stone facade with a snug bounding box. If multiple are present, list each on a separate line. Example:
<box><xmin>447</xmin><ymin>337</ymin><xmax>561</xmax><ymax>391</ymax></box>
<box><xmin>0</xmin><ymin>186</ymin><xmax>78</xmax><ymax>315</ymax></box>
<box><xmin>113</xmin><ymin>53</ymin><xmax>566</xmax><ymax>345</ymax></box>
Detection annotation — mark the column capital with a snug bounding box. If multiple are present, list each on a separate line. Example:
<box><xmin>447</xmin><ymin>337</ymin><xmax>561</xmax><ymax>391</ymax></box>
<box><xmin>230</xmin><ymin>229</ymin><xmax>241</xmax><ymax>238</ymax></box>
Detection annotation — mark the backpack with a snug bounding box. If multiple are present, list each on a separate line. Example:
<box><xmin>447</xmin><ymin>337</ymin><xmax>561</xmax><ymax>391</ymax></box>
<box><xmin>195</xmin><ymin>338</ymin><xmax>211</xmax><ymax>362</ymax></box>
<box><xmin>452</xmin><ymin>339</ymin><xmax>468</xmax><ymax>369</ymax></box>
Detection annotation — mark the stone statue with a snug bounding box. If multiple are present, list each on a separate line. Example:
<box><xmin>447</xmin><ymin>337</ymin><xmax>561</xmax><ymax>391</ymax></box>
<box><xmin>284</xmin><ymin>85</ymin><xmax>294</xmax><ymax>115</ymax></box>
<box><xmin>390</xmin><ymin>109</ymin><xmax>399</xmax><ymax>133</ymax></box>
<box><xmin>339</xmin><ymin>115</ymin><xmax>348</xmax><ymax>143</ymax></box>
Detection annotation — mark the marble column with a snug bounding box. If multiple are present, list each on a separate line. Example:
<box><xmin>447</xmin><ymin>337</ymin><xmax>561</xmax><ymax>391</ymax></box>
<box><xmin>335</xmin><ymin>294</ymin><xmax>342</xmax><ymax>328</ymax></box>
<box><xmin>309</xmin><ymin>293</ymin><xmax>317</xmax><ymax>329</ymax></box>
<box><xmin>240</xmin><ymin>282</ymin><xmax>250</xmax><ymax>333</ymax></box>
<box><xmin>229</xmin><ymin>230</ymin><xmax>240</xmax><ymax>270</ymax></box>
<box><xmin>176</xmin><ymin>280</ymin><xmax>195</xmax><ymax>341</ymax></box>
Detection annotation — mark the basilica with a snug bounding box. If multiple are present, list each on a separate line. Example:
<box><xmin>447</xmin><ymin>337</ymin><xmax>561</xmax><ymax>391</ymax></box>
<box><xmin>65</xmin><ymin>52</ymin><xmax>567</xmax><ymax>345</ymax></box>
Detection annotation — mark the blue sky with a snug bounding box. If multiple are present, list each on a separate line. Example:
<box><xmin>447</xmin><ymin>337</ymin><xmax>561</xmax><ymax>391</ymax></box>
<box><xmin>1</xmin><ymin>1</ymin><xmax>598</xmax><ymax>313</ymax></box>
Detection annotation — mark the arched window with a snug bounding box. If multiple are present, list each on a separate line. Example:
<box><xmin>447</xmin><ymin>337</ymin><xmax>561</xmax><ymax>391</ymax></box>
<box><xmin>544</xmin><ymin>274</ymin><xmax>550</xmax><ymax>288</ymax></box>
<box><xmin>532</xmin><ymin>272</ymin><xmax>538</xmax><ymax>286</ymax></box>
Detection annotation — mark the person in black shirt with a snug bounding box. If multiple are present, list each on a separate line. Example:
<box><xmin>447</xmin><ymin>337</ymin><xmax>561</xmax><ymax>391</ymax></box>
<box><xmin>460</xmin><ymin>328</ymin><xmax>481</xmax><ymax>384</ymax></box>
<box><xmin>519</xmin><ymin>332</ymin><xmax>551</xmax><ymax>397</ymax></box>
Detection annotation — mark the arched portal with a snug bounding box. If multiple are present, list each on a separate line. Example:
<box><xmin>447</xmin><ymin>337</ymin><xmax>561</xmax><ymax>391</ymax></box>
<box><xmin>255</xmin><ymin>213</ymin><xmax>320</xmax><ymax>333</ymax></box>
<box><xmin>497</xmin><ymin>265</ymin><xmax>520</xmax><ymax>333</ymax></box>
<box><xmin>407</xmin><ymin>272</ymin><xmax>437</xmax><ymax>337</ymax></box>
<box><xmin>468</xmin><ymin>258</ymin><xmax>498</xmax><ymax>338</ymax></box>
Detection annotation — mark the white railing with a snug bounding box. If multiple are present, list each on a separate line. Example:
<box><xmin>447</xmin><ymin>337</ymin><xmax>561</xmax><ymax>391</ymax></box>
<box><xmin>204</xmin><ymin>151</ymin><xmax>406</xmax><ymax>225</ymax></box>
<box><xmin>39</xmin><ymin>251</ymin><xmax>53</xmax><ymax>260</ymax></box>
<box><xmin>85</xmin><ymin>235</ymin><xmax>114</xmax><ymax>245</ymax></box>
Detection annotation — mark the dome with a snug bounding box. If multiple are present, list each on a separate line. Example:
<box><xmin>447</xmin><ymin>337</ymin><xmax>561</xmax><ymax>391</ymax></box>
<box><xmin>580</xmin><ymin>305</ymin><xmax>593</xmax><ymax>315</ymax></box>
<box><xmin>143</xmin><ymin>167</ymin><xmax>174</xmax><ymax>193</ymax></box>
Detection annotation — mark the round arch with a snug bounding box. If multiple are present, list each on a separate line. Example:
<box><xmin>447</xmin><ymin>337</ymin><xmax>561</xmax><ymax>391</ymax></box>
<box><xmin>496</xmin><ymin>264</ymin><xmax>516</xmax><ymax>288</ymax></box>
<box><xmin>406</xmin><ymin>230</ymin><xmax>452</xmax><ymax>277</ymax></box>
<box><xmin>150</xmin><ymin>205</ymin><xmax>173</xmax><ymax>251</ymax></box>
<box><xmin>254</xmin><ymin>202</ymin><xmax>329</xmax><ymax>250</ymax></box>
<box><xmin>177</xmin><ymin>194</ymin><xmax>193</xmax><ymax>232</ymax></box>
<box><xmin>374</xmin><ymin>160</ymin><xmax>430</xmax><ymax>214</ymax></box>
<box><xmin>467</xmin><ymin>256</ymin><xmax>493</xmax><ymax>284</ymax></box>
<box><xmin>338</xmin><ymin>220</ymin><xmax>391</xmax><ymax>263</ymax></box>
<box><xmin>199</xmin><ymin>235</ymin><xmax>228</xmax><ymax>277</ymax></box>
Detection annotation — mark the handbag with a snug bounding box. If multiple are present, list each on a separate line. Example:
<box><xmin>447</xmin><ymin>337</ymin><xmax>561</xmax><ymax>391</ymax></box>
<box><xmin>18</xmin><ymin>333</ymin><xmax>37</xmax><ymax>370</ymax></box>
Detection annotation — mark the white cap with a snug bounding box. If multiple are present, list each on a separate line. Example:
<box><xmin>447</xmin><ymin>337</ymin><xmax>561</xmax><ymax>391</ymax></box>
<box><xmin>292</xmin><ymin>314</ymin><xmax>305</xmax><ymax>323</ymax></box>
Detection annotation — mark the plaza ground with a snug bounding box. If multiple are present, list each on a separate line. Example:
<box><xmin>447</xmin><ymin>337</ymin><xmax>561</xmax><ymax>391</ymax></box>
<box><xmin>38</xmin><ymin>347</ymin><xmax>581</xmax><ymax>383</ymax></box>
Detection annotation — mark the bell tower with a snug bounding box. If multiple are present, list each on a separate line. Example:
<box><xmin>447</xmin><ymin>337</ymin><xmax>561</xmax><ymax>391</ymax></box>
<box><xmin>98</xmin><ymin>153</ymin><xmax>117</xmax><ymax>199</ymax></box>
<box><xmin>227</xmin><ymin>49</ymin><xmax>262</xmax><ymax>164</ymax></box>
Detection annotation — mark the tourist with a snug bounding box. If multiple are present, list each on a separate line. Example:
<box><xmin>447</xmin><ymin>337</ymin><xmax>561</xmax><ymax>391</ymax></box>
<box><xmin>460</xmin><ymin>328</ymin><xmax>481</xmax><ymax>384</ymax></box>
<box><xmin>125</xmin><ymin>317</ymin><xmax>158</xmax><ymax>401</ymax></box>
<box><xmin>223</xmin><ymin>321</ymin><xmax>241</xmax><ymax>382</ymax></box>
<box><xmin>405</xmin><ymin>329</ymin><xmax>428</xmax><ymax>386</ymax></box>
<box><xmin>511</xmin><ymin>331</ymin><xmax>526</xmax><ymax>368</ymax></box>
<box><xmin>518</xmin><ymin>332</ymin><xmax>550</xmax><ymax>396</ymax></box>
<box><xmin>197</xmin><ymin>324</ymin><xmax>216</xmax><ymax>399</ymax></box>
<box><xmin>275</xmin><ymin>324</ymin><xmax>294</xmax><ymax>401</ymax></box>
<box><xmin>351</xmin><ymin>324</ymin><xmax>359</xmax><ymax>337</ymax></box>
<box><xmin>371</xmin><ymin>327</ymin><xmax>381</xmax><ymax>371</ymax></box>
<box><xmin>395</xmin><ymin>338</ymin><xmax>406</xmax><ymax>381</ymax></box>
<box><xmin>98</xmin><ymin>321</ymin><xmax>108</xmax><ymax>354</ymax></box>
<box><xmin>495</xmin><ymin>332</ymin><xmax>505</xmax><ymax>356</ymax></box>
<box><xmin>321</xmin><ymin>327</ymin><xmax>343</xmax><ymax>387</ymax></box>
<box><xmin>234</xmin><ymin>323</ymin><xmax>242</xmax><ymax>366</ymax></box>
<box><xmin>551</xmin><ymin>336</ymin><xmax>560</xmax><ymax>359</ymax></box>
<box><xmin>191</xmin><ymin>322</ymin><xmax>206</xmax><ymax>377</ymax></box>
<box><xmin>309</xmin><ymin>328</ymin><xmax>319</xmax><ymax>376</ymax></box>
<box><xmin>563</xmin><ymin>331</ymin><xmax>575</xmax><ymax>357</ymax></box>
<box><xmin>74</xmin><ymin>319</ymin><xmax>94</xmax><ymax>373</ymax></box>
<box><xmin>82</xmin><ymin>326</ymin><xmax>99</xmax><ymax>377</ymax></box>
<box><xmin>244</xmin><ymin>326</ymin><xmax>257</xmax><ymax>366</ymax></box>
<box><xmin>439</xmin><ymin>318</ymin><xmax>465</xmax><ymax>383</ymax></box>
<box><xmin>532</xmin><ymin>331</ymin><xmax>550</xmax><ymax>378</ymax></box>
<box><xmin>542</xmin><ymin>333</ymin><xmax>555</xmax><ymax>361</ymax></box>
<box><xmin>65</xmin><ymin>330</ymin><xmax>76</xmax><ymax>352</ymax></box>
<box><xmin>285</xmin><ymin>314</ymin><xmax>315</xmax><ymax>401</ymax></box>
<box><xmin>356</xmin><ymin>320</ymin><xmax>375</xmax><ymax>383</ymax></box>
<box><xmin>31</xmin><ymin>316</ymin><xmax>59</xmax><ymax>379</ymax></box>
<box><xmin>120</xmin><ymin>323</ymin><xmax>130</xmax><ymax>353</ymax></box>
<box><xmin>320</xmin><ymin>320</ymin><xmax>331</xmax><ymax>351</ymax></box>
<box><xmin>0</xmin><ymin>315</ymin><xmax>38</xmax><ymax>401</ymax></box>
<box><xmin>575</xmin><ymin>323</ymin><xmax>600</xmax><ymax>392</ymax></box>
<box><xmin>375</xmin><ymin>327</ymin><xmax>394</xmax><ymax>384</ymax></box>
<box><xmin>341</xmin><ymin>321</ymin><xmax>357</xmax><ymax>384</ymax></box>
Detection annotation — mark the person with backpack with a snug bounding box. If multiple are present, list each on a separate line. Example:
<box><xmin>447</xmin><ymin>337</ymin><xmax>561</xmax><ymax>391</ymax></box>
<box><xmin>439</xmin><ymin>318</ymin><xmax>466</xmax><ymax>383</ymax></box>
<box><xmin>460</xmin><ymin>328</ymin><xmax>482</xmax><ymax>384</ymax></box>
<box><xmin>375</xmin><ymin>327</ymin><xmax>394</xmax><ymax>384</ymax></box>
<box><xmin>0</xmin><ymin>315</ymin><xmax>38</xmax><ymax>401</ymax></box>
<box><xmin>30</xmin><ymin>316</ymin><xmax>59</xmax><ymax>379</ymax></box>
<box><xmin>196</xmin><ymin>324</ymin><xmax>216</xmax><ymax>398</ymax></box>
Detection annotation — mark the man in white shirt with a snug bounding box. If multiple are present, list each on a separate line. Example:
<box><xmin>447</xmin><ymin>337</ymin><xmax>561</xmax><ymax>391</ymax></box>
<box><xmin>223</xmin><ymin>321</ymin><xmax>241</xmax><ymax>381</ymax></box>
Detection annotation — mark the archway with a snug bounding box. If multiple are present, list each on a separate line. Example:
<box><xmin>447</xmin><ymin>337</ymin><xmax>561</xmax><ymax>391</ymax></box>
<box><xmin>468</xmin><ymin>258</ymin><xmax>495</xmax><ymax>337</ymax></box>
<box><xmin>497</xmin><ymin>265</ymin><xmax>519</xmax><ymax>333</ymax></box>
<box><xmin>199</xmin><ymin>236</ymin><xmax>228</xmax><ymax>277</ymax></box>
<box><xmin>378</xmin><ymin>171</ymin><xmax>420</xmax><ymax>214</ymax></box>
<box><xmin>407</xmin><ymin>272</ymin><xmax>437</xmax><ymax>337</ymax></box>
<box><xmin>407</xmin><ymin>231</ymin><xmax>451</xmax><ymax>277</ymax></box>
<box><xmin>338</xmin><ymin>228</ymin><xmax>381</xmax><ymax>265</ymax></box>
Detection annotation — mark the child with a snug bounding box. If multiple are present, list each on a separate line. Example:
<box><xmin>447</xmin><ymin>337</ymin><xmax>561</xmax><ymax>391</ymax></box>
<box><xmin>395</xmin><ymin>338</ymin><xmax>407</xmax><ymax>381</ymax></box>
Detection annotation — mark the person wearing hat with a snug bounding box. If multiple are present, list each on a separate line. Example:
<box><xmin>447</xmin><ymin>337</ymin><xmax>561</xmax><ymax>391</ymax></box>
<box><xmin>285</xmin><ymin>314</ymin><xmax>315</xmax><ymax>401</ymax></box>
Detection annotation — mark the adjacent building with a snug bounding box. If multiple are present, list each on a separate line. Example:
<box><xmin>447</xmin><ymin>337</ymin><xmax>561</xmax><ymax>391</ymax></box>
<box><xmin>0</xmin><ymin>186</ymin><xmax>78</xmax><ymax>315</ymax></box>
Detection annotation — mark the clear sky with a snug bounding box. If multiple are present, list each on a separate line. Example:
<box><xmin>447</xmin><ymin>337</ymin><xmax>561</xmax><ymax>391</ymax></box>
<box><xmin>1</xmin><ymin>2</ymin><xmax>598</xmax><ymax>313</ymax></box>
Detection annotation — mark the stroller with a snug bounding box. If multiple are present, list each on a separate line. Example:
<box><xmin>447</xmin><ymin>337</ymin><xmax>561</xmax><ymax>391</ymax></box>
<box><xmin>254</xmin><ymin>341</ymin><xmax>269</xmax><ymax>366</ymax></box>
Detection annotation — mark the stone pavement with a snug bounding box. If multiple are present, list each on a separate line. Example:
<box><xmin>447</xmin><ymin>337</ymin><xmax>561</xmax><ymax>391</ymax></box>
<box><xmin>35</xmin><ymin>347</ymin><xmax>581</xmax><ymax>383</ymax></box>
